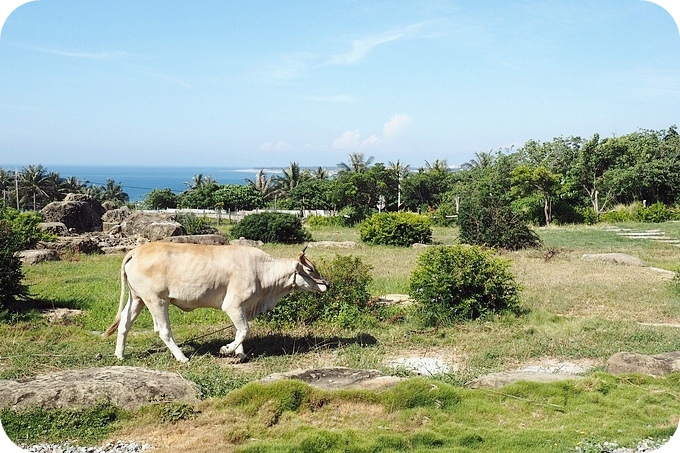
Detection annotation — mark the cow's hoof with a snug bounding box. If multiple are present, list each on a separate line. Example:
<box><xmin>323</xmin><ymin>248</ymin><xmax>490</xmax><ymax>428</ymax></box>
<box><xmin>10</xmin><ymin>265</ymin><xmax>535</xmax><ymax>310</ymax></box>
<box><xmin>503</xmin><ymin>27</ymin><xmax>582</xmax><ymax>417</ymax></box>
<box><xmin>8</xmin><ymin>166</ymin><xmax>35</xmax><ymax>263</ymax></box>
<box><xmin>219</xmin><ymin>345</ymin><xmax>233</xmax><ymax>356</ymax></box>
<box><xmin>235</xmin><ymin>353</ymin><xmax>249</xmax><ymax>363</ymax></box>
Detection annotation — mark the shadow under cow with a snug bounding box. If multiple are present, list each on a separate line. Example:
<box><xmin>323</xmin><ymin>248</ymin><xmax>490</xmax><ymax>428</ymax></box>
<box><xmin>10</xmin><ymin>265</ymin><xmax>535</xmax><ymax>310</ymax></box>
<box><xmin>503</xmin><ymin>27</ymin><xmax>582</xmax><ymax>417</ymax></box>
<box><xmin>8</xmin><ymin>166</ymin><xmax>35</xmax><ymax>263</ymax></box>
<box><xmin>175</xmin><ymin>331</ymin><xmax>379</xmax><ymax>361</ymax></box>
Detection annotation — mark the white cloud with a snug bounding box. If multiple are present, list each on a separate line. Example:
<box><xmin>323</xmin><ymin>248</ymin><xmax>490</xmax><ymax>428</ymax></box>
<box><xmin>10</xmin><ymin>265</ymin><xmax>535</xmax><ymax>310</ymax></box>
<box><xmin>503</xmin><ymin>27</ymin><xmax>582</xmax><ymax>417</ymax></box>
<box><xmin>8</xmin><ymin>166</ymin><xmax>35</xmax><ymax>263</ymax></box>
<box><xmin>332</xmin><ymin>130</ymin><xmax>361</xmax><ymax>149</ymax></box>
<box><xmin>259</xmin><ymin>140</ymin><xmax>293</xmax><ymax>152</ymax></box>
<box><xmin>361</xmin><ymin>134</ymin><xmax>381</xmax><ymax>147</ymax></box>
<box><xmin>383</xmin><ymin>114</ymin><xmax>412</xmax><ymax>139</ymax></box>
<box><xmin>327</xmin><ymin>23</ymin><xmax>426</xmax><ymax>65</ymax></box>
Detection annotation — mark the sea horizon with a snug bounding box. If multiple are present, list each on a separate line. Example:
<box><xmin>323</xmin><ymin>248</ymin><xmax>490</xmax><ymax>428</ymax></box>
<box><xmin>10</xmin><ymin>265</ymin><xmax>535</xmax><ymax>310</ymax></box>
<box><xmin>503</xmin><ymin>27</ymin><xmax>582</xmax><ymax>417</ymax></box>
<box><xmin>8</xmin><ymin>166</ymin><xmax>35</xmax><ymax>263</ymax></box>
<box><xmin>1</xmin><ymin>164</ymin><xmax>301</xmax><ymax>203</ymax></box>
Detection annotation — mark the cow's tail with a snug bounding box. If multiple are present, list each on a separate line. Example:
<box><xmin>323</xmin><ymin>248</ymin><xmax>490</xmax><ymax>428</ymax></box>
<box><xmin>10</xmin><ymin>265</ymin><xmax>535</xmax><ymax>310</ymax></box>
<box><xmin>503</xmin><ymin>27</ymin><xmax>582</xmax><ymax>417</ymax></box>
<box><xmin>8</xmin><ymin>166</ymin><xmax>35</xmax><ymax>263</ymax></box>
<box><xmin>101</xmin><ymin>250</ymin><xmax>134</xmax><ymax>339</ymax></box>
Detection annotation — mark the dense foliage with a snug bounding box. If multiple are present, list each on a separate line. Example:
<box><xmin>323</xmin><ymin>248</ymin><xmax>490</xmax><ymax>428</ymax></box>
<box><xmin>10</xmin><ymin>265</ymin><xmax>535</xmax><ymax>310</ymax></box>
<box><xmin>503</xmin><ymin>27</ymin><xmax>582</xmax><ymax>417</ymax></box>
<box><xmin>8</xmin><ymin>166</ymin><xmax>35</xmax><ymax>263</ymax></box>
<box><xmin>230</xmin><ymin>212</ymin><xmax>311</xmax><ymax>244</ymax></box>
<box><xmin>4</xmin><ymin>125</ymin><xmax>679</xmax><ymax>229</ymax></box>
<box><xmin>409</xmin><ymin>245</ymin><xmax>521</xmax><ymax>326</ymax></box>
<box><xmin>359</xmin><ymin>212</ymin><xmax>432</xmax><ymax>246</ymax></box>
<box><xmin>0</xmin><ymin>204</ymin><xmax>54</xmax><ymax>308</ymax></box>
<box><xmin>459</xmin><ymin>195</ymin><xmax>541</xmax><ymax>250</ymax></box>
<box><xmin>261</xmin><ymin>255</ymin><xmax>373</xmax><ymax>327</ymax></box>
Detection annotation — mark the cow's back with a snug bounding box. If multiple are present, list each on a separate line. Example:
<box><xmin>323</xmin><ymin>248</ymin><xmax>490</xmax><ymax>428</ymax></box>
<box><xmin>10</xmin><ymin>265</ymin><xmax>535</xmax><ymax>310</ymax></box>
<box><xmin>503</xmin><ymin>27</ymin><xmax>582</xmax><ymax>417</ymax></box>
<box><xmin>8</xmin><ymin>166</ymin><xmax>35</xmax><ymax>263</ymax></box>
<box><xmin>124</xmin><ymin>243</ymin><xmax>272</xmax><ymax>307</ymax></box>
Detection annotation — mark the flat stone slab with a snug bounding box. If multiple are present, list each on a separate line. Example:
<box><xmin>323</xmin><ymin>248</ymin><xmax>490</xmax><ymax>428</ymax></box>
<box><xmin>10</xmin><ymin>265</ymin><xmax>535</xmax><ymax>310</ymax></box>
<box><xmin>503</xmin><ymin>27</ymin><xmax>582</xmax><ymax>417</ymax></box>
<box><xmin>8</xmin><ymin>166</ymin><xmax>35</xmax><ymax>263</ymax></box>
<box><xmin>467</xmin><ymin>360</ymin><xmax>597</xmax><ymax>389</ymax></box>
<box><xmin>260</xmin><ymin>367</ymin><xmax>403</xmax><ymax>391</ymax></box>
<box><xmin>0</xmin><ymin>366</ymin><xmax>199</xmax><ymax>410</ymax></box>
<box><xmin>388</xmin><ymin>357</ymin><xmax>455</xmax><ymax>375</ymax></box>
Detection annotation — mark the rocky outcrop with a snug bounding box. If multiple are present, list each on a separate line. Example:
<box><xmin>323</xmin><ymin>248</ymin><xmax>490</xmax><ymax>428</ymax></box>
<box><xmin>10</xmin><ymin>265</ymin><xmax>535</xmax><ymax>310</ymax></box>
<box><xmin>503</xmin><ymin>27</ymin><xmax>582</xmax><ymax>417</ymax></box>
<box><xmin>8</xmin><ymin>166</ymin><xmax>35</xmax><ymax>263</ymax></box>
<box><xmin>605</xmin><ymin>351</ymin><xmax>680</xmax><ymax>377</ymax></box>
<box><xmin>119</xmin><ymin>212</ymin><xmax>184</xmax><ymax>239</ymax></box>
<box><xmin>0</xmin><ymin>366</ymin><xmax>199</xmax><ymax>410</ymax></box>
<box><xmin>39</xmin><ymin>222</ymin><xmax>69</xmax><ymax>236</ymax></box>
<box><xmin>41</xmin><ymin>194</ymin><xmax>104</xmax><ymax>233</ymax></box>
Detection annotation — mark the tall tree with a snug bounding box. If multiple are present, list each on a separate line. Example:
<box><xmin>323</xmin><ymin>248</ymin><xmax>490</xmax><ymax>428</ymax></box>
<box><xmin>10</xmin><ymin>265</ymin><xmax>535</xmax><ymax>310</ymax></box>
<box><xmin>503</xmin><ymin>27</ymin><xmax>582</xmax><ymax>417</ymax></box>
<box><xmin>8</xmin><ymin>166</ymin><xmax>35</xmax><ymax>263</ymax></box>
<box><xmin>511</xmin><ymin>165</ymin><xmax>563</xmax><ymax>225</ymax></box>
<box><xmin>337</xmin><ymin>152</ymin><xmax>374</xmax><ymax>174</ymax></box>
<box><xmin>245</xmin><ymin>169</ymin><xmax>277</xmax><ymax>201</ymax></box>
<box><xmin>18</xmin><ymin>165</ymin><xmax>51</xmax><ymax>210</ymax></box>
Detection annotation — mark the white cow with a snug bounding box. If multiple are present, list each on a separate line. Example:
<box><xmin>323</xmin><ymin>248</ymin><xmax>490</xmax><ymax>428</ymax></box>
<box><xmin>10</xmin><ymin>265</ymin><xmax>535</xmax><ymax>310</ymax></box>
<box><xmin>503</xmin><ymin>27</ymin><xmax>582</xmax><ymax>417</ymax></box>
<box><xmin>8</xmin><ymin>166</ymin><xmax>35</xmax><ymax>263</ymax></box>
<box><xmin>102</xmin><ymin>242</ymin><xmax>328</xmax><ymax>362</ymax></box>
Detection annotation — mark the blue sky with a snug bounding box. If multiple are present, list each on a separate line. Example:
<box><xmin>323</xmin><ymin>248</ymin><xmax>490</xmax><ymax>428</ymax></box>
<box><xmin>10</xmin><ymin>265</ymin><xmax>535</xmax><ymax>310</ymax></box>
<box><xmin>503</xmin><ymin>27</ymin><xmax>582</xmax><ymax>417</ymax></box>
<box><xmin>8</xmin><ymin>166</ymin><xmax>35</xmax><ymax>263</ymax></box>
<box><xmin>0</xmin><ymin>0</ymin><xmax>679</xmax><ymax>168</ymax></box>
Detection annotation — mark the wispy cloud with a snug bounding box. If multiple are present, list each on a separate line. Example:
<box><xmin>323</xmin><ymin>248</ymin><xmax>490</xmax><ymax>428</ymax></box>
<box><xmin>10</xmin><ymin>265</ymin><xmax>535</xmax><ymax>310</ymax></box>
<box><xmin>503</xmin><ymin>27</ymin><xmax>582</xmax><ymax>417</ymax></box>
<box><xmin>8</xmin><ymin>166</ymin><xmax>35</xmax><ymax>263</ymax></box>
<box><xmin>296</xmin><ymin>94</ymin><xmax>360</xmax><ymax>103</ymax></box>
<box><xmin>29</xmin><ymin>46</ymin><xmax>135</xmax><ymax>60</ymax></box>
<box><xmin>327</xmin><ymin>22</ymin><xmax>426</xmax><ymax>65</ymax></box>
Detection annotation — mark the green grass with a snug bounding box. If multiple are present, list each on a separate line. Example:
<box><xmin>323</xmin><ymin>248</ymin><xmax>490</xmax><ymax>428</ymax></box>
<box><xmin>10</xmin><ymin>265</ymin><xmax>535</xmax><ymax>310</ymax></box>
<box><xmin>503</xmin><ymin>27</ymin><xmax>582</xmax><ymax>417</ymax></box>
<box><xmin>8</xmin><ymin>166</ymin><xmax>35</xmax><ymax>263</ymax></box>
<box><xmin>3</xmin><ymin>221</ymin><xmax>680</xmax><ymax>451</ymax></box>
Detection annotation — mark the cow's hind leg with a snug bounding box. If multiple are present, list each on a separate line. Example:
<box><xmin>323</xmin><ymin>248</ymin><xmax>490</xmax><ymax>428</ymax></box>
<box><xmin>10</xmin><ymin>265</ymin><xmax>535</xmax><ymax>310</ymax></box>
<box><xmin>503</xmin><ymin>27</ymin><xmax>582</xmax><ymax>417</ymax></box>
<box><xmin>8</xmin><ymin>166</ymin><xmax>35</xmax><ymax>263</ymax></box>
<box><xmin>145</xmin><ymin>298</ymin><xmax>189</xmax><ymax>363</ymax></box>
<box><xmin>114</xmin><ymin>292</ymin><xmax>144</xmax><ymax>360</ymax></box>
<box><xmin>219</xmin><ymin>304</ymin><xmax>250</xmax><ymax>362</ymax></box>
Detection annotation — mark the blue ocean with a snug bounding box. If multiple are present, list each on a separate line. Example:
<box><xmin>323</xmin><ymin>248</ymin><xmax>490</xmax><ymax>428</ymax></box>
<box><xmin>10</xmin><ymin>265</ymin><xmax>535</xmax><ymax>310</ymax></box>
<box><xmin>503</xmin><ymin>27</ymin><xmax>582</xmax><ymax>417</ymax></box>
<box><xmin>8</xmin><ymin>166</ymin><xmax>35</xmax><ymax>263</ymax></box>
<box><xmin>45</xmin><ymin>165</ymin><xmax>282</xmax><ymax>202</ymax></box>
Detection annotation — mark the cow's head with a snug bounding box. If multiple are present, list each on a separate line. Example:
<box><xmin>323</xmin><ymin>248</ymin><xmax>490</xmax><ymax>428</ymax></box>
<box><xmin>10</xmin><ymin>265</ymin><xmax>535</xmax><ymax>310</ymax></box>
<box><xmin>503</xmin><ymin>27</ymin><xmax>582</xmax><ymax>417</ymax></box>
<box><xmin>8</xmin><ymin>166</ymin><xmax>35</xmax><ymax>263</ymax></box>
<box><xmin>293</xmin><ymin>246</ymin><xmax>328</xmax><ymax>293</ymax></box>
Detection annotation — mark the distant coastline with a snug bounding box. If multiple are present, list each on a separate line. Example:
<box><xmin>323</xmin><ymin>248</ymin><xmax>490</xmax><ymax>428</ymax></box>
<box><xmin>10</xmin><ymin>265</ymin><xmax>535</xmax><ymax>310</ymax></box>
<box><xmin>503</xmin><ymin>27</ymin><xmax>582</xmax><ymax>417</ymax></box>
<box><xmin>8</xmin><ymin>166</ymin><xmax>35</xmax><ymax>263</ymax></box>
<box><xmin>1</xmin><ymin>165</ymin><xmax>289</xmax><ymax>203</ymax></box>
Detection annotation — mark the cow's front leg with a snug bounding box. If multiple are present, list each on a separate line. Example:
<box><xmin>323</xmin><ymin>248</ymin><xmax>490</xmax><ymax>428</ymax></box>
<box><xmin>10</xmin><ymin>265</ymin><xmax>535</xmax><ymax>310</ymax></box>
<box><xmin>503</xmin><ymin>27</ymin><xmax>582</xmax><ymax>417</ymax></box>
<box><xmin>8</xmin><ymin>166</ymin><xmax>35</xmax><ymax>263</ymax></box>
<box><xmin>220</xmin><ymin>304</ymin><xmax>250</xmax><ymax>362</ymax></box>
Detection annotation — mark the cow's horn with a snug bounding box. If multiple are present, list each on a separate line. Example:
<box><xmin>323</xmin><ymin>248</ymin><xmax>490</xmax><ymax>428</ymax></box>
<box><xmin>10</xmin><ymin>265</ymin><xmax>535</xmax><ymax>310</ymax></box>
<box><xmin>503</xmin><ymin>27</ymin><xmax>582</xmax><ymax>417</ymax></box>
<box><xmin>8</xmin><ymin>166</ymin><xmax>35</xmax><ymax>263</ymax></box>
<box><xmin>301</xmin><ymin>245</ymin><xmax>308</xmax><ymax>255</ymax></box>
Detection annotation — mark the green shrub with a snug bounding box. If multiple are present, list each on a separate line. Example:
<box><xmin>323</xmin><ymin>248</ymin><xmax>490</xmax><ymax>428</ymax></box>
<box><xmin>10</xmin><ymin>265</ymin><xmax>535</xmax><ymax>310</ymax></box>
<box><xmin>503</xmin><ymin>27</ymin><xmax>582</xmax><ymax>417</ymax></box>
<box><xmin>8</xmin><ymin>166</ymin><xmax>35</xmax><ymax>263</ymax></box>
<box><xmin>0</xmin><ymin>220</ymin><xmax>28</xmax><ymax>310</ymax></box>
<box><xmin>261</xmin><ymin>255</ymin><xmax>372</xmax><ymax>328</ymax></box>
<box><xmin>458</xmin><ymin>197</ymin><xmax>541</xmax><ymax>250</ymax></box>
<box><xmin>231</xmin><ymin>212</ymin><xmax>311</xmax><ymax>244</ymax></box>
<box><xmin>359</xmin><ymin>212</ymin><xmax>432</xmax><ymax>247</ymax></box>
<box><xmin>409</xmin><ymin>245</ymin><xmax>521</xmax><ymax>326</ymax></box>
<box><xmin>176</xmin><ymin>213</ymin><xmax>218</xmax><ymax>235</ymax></box>
<box><xmin>306</xmin><ymin>214</ymin><xmax>346</xmax><ymax>228</ymax></box>
<box><xmin>634</xmin><ymin>202</ymin><xmax>674</xmax><ymax>223</ymax></box>
<box><xmin>0</xmin><ymin>205</ymin><xmax>53</xmax><ymax>249</ymax></box>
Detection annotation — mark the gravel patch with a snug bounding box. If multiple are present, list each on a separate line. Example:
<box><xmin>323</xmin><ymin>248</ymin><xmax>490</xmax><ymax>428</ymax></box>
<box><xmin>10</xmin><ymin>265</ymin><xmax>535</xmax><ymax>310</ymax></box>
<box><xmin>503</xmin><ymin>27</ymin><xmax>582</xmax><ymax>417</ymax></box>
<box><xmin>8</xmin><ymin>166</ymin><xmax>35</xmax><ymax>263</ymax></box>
<box><xmin>19</xmin><ymin>441</ymin><xmax>153</xmax><ymax>453</ymax></box>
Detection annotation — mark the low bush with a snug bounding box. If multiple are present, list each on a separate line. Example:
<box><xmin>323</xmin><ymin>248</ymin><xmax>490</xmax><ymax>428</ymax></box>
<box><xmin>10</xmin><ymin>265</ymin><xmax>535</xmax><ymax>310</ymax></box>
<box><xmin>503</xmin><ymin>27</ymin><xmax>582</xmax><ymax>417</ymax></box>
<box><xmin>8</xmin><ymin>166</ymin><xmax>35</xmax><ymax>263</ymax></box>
<box><xmin>176</xmin><ymin>213</ymin><xmax>217</xmax><ymax>235</ymax></box>
<box><xmin>409</xmin><ymin>245</ymin><xmax>521</xmax><ymax>326</ymax></box>
<box><xmin>305</xmin><ymin>214</ymin><xmax>346</xmax><ymax>228</ymax></box>
<box><xmin>458</xmin><ymin>197</ymin><xmax>541</xmax><ymax>250</ymax></box>
<box><xmin>231</xmin><ymin>212</ymin><xmax>311</xmax><ymax>244</ymax></box>
<box><xmin>261</xmin><ymin>255</ymin><xmax>372</xmax><ymax>328</ymax></box>
<box><xmin>359</xmin><ymin>212</ymin><xmax>432</xmax><ymax>247</ymax></box>
<box><xmin>0</xmin><ymin>221</ymin><xmax>28</xmax><ymax>310</ymax></box>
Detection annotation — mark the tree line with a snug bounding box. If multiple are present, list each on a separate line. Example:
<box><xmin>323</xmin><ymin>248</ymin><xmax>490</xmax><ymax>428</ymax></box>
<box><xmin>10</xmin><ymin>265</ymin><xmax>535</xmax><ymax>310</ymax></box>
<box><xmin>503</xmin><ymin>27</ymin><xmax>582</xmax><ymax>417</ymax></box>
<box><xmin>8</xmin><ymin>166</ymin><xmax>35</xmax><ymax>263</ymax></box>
<box><xmin>3</xmin><ymin>125</ymin><xmax>679</xmax><ymax>225</ymax></box>
<box><xmin>0</xmin><ymin>165</ymin><xmax>128</xmax><ymax>211</ymax></box>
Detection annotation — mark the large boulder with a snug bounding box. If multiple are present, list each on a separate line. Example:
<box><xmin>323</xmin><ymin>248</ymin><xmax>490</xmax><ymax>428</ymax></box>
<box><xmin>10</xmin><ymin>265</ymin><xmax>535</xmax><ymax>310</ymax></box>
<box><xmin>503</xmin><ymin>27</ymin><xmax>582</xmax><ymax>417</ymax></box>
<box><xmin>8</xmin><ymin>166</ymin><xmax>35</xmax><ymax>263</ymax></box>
<box><xmin>120</xmin><ymin>212</ymin><xmax>185</xmax><ymax>240</ymax></box>
<box><xmin>605</xmin><ymin>351</ymin><xmax>680</xmax><ymax>377</ymax></box>
<box><xmin>41</xmin><ymin>194</ymin><xmax>104</xmax><ymax>233</ymax></box>
<box><xmin>16</xmin><ymin>249</ymin><xmax>59</xmax><ymax>265</ymax></box>
<box><xmin>39</xmin><ymin>222</ymin><xmax>69</xmax><ymax>236</ymax></box>
<box><xmin>102</xmin><ymin>206</ymin><xmax>132</xmax><ymax>232</ymax></box>
<box><xmin>0</xmin><ymin>366</ymin><xmax>199</xmax><ymax>410</ymax></box>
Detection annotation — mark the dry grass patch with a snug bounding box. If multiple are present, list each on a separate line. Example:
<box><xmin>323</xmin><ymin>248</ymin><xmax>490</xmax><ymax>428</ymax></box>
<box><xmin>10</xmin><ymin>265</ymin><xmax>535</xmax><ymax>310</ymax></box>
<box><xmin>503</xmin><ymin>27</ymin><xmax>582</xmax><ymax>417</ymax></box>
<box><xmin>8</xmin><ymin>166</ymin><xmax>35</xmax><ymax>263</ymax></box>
<box><xmin>513</xmin><ymin>251</ymin><xmax>680</xmax><ymax>324</ymax></box>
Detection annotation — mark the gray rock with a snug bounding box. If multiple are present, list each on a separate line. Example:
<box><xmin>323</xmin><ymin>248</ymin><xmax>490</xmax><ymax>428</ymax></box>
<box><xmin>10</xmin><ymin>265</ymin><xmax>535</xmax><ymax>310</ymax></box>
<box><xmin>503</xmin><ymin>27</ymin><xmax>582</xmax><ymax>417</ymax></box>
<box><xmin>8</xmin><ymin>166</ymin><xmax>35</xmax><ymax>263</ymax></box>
<box><xmin>581</xmin><ymin>253</ymin><xmax>646</xmax><ymax>267</ymax></box>
<box><xmin>16</xmin><ymin>249</ymin><xmax>59</xmax><ymax>265</ymax></box>
<box><xmin>140</xmin><ymin>222</ymin><xmax>185</xmax><ymax>241</ymax></box>
<box><xmin>101</xmin><ymin>206</ymin><xmax>131</xmax><ymax>224</ymax></box>
<box><xmin>467</xmin><ymin>370</ymin><xmax>584</xmax><ymax>389</ymax></box>
<box><xmin>261</xmin><ymin>367</ymin><xmax>403</xmax><ymax>391</ymax></box>
<box><xmin>119</xmin><ymin>212</ymin><xmax>181</xmax><ymax>238</ymax></box>
<box><xmin>0</xmin><ymin>366</ymin><xmax>199</xmax><ymax>411</ymax></box>
<box><xmin>42</xmin><ymin>196</ymin><xmax>104</xmax><ymax>233</ymax></box>
<box><xmin>605</xmin><ymin>351</ymin><xmax>680</xmax><ymax>377</ymax></box>
<box><xmin>39</xmin><ymin>222</ymin><xmax>69</xmax><ymax>236</ymax></box>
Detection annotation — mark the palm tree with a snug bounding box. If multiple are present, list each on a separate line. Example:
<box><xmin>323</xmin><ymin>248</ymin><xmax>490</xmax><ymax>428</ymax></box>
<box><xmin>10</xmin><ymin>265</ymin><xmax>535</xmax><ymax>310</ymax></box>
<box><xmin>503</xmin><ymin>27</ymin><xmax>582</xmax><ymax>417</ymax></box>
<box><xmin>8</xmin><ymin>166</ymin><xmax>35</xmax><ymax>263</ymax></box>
<box><xmin>337</xmin><ymin>152</ymin><xmax>374</xmax><ymax>173</ymax></box>
<box><xmin>389</xmin><ymin>160</ymin><xmax>411</xmax><ymax>210</ymax></box>
<box><xmin>310</xmin><ymin>166</ymin><xmax>330</xmax><ymax>180</ymax></box>
<box><xmin>0</xmin><ymin>168</ymin><xmax>15</xmax><ymax>205</ymax></box>
<box><xmin>245</xmin><ymin>169</ymin><xmax>277</xmax><ymax>200</ymax></box>
<box><xmin>101</xmin><ymin>179</ymin><xmax>129</xmax><ymax>204</ymax></box>
<box><xmin>18</xmin><ymin>165</ymin><xmax>51</xmax><ymax>210</ymax></box>
<box><xmin>185</xmin><ymin>173</ymin><xmax>214</xmax><ymax>190</ymax></box>
<box><xmin>462</xmin><ymin>151</ymin><xmax>495</xmax><ymax>170</ymax></box>
<box><xmin>423</xmin><ymin>159</ymin><xmax>449</xmax><ymax>173</ymax></box>
<box><xmin>274</xmin><ymin>161</ymin><xmax>309</xmax><ymax>197</ymax></box>
<box><xmin>60</xmin><ymin>176</ymin><xmax>87</xmax><ymax>197</ymax></box>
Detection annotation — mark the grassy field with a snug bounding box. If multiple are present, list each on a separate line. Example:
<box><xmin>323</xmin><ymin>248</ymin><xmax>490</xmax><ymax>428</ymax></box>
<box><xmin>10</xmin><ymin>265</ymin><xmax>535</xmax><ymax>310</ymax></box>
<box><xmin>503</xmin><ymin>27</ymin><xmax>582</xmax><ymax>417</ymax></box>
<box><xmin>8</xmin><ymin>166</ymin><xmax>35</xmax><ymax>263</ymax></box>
<box><xmin>2</xmin><ymin>222</ymin><xmax>680</xmax><ymax>452</ymax></box>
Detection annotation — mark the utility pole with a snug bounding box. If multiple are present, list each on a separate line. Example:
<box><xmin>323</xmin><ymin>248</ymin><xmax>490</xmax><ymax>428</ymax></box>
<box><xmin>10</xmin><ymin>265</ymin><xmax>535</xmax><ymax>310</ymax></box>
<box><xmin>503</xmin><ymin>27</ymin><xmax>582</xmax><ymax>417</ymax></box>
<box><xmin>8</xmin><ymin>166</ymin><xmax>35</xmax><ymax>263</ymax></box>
<box><xmin>15</xmin><ymin>168</ymin><xmax>19</xmax><ymax>210</ymax></box>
